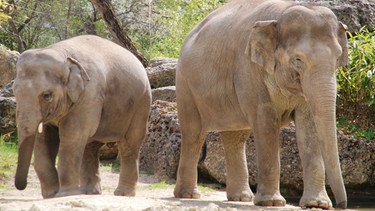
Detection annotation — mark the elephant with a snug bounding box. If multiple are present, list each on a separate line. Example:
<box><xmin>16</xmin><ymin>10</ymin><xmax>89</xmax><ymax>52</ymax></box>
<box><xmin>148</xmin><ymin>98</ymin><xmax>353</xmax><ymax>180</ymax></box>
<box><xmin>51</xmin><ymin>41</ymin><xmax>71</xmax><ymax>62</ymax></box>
<box><xmin>13</xmin><ymin>35</ymin><xmax>151</xmax><ymax>199</ymax></box>
<box><xmin>173</xmin><ymin>0</ymin><xmax>348</xmax><ymax>209</ymax></box>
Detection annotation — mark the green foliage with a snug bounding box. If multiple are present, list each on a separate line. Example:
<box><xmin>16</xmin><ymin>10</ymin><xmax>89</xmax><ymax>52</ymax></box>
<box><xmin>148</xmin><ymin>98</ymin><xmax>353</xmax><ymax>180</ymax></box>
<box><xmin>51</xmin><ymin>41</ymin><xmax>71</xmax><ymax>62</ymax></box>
<box><xmin>0</xmin><ymin>134</ymin><xmax>17</xmax><ymax>189</ymax></box>
<box><xmin>0</xmin><ymin>1</ymin><xmax>11</xmax><ymax>27</ymax></box>
<box><xmin>0</xmin><ymin>0</ymin><xmax>109</xmax><ymax>51</ymax></box>
<box><xmin>144</xmin><ymin>0</ymin><xmax>225</xmax><ymax>58</ymax></box>
<box><xmin>336</xmin><ymin>28</ymin><xmax>375</xmax><ymax>130</ymax></box>
<box><xmin>140</xmin><ymin>180</ymin><xmax>174</xmax><ymax>190</ymax></box>
<box><xmin>139</xmin><ymin>180</ymin><xmax>221</xmax><ymax>192</ymax></box>
<box><xmin>100</xmin><ymin>159</ymin><xmax>121</xmax><ymax>172</ymax></box>
<box><xmin>1</xmin><ymin>0</ymin><xmax>225</xmax><ymax>59</ymax></box>
<box><xmin>197</xmin><ymin>182</ymin><xmax>223</xmax><ymax>192</ymax></box>
<box><xmin>337</xmin><ymin>118</ymin><xmax>375</xmax><ymax>139</ymax></box>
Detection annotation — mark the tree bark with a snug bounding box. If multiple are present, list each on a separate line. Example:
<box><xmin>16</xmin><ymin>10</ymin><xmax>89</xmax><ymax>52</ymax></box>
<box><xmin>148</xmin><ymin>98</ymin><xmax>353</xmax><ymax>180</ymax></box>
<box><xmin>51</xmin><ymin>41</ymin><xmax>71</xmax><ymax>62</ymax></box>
<box><xmin>89</xmin><ymin>0</ymin><xmax>149</xmax><ymax>67</ymax></box>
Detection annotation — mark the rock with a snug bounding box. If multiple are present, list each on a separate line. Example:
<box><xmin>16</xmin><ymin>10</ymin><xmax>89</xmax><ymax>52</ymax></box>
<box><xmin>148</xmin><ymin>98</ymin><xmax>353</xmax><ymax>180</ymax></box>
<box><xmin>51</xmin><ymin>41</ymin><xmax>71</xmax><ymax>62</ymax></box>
<box><xmin>296</xmin><ymin>0</ymin><xmax>375</xmax><ymax>32</ymax></box>
<box><xmin>146</xmin><ymin>57</ymin><xmax>177</xmax><ymax>89</ymax></box>
<box><xmin>152</xmin><ymin>86</ymin><xmax>176</xmax><ymax>102</ymax></box>
<box><xmin>99</xmin><ymin>142</ymin><xmax>118</xmax><ymax>160</ymax></box>
<box><xmin>0</xmin><ymin>47</ymin><xmax>19</xmax><ymax>89</ymax></box>
<box><xmin>339</xmin><ymin>135</ymin><xmax>375</xmax><ymax>188</ymax></box>
<box><xmin>0</xmin><ymin>80</ymin><xmax>14</xmax><ymax>98</ymax></box>
<box><xmin>139</xmin><ymin>100</ymin><xmax>180</xmax><ymax>180</ymax></box>
<box><xmin>0</xmin><ymin>96</ymin><xmax>16</xmax><ymax>135</ymax></box>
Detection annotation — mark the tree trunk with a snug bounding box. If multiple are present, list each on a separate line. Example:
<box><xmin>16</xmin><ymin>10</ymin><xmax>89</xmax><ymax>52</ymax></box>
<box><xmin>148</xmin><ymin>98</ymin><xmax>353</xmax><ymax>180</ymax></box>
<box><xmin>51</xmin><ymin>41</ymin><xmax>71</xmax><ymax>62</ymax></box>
<box><xmin>89</xmin><ymin>0</ymin><xmax>149</xmax><ymax>67</ymax></box>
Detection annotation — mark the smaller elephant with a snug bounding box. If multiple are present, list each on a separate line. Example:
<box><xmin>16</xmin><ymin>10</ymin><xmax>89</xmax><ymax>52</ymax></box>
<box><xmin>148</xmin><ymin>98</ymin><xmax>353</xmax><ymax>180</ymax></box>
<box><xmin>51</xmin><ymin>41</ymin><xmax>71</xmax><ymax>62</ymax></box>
<box><xmin>13</xmin><ymin>35</ymin><xmax>151</xmax><ymax>198</ymax></box>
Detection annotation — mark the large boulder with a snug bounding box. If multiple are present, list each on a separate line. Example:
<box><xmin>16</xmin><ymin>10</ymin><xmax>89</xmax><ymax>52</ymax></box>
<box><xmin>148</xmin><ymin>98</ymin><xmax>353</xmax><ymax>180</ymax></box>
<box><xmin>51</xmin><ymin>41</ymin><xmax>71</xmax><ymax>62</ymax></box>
<box><xmin>296</xmin><ymin>0</ymin><xmax>375</xmax><ymax>32</ymax></box>
<box><xmin>0</xmin><ymin>47</ymin><xmax>19</xmax><ymax>89</ymax></box>
<box><xmin>140</xmin><ymin>100</ymin><xmax>180</xmax><ymax>180</ymax></box>
<box><xmin>0</xmin><ymin>81</ymin><xmax>16</xmax><ymax>135</ymax></box>
<box><xmin>0</xmin><ymin>97</ymin><xmax>16</xmax><ymax>135</ymax></box>
<box><xmin>151</xmin><ymin>86</ymin><xmax>176</xmax><ymax>102</ymax></box>
<box><xmin>146</xmin><ymin>57</ymin><xmax>177</xmax><ymax>89</ymax></box>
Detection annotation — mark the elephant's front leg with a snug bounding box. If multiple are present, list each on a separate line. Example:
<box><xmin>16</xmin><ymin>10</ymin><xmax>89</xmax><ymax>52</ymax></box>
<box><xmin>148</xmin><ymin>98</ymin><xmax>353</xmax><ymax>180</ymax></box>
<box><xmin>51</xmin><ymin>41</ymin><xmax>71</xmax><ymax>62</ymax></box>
<box><xmin>295</xmin><ymin>106</ymin><xmax>332</xmax><ymax>209</ymax></box>
<box><xmin>34</xmin><ymin>125</ymin><xmax>60</xmax><ymax>198</ymax></box>
<box><xmin>80</xmin><ymin>141</ymin><xmax>104</xmax><ymax>195</ymax></box>
<box><xmin>55</xmin><ymin>130</ymin><xmax>88</xmax><ymax>197</ymax></box>
<box><xmin>253</xmin><ymin>105</ymin><xmax>286</xmax><ymax>206</ymax></box>
<box><xmin>220</xmin><ymin>130</ymin><xmax>253</xmax><ymax>202</ymax></box>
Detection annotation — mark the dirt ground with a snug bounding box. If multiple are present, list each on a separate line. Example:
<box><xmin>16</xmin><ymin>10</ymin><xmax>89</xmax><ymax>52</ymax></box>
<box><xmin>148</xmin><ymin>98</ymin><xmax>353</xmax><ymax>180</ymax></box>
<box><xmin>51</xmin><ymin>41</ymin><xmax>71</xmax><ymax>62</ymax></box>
<box><xmin>0</xmin><ymin>165</ymin><xmax>303</xmax><ymax>211</ymax></box>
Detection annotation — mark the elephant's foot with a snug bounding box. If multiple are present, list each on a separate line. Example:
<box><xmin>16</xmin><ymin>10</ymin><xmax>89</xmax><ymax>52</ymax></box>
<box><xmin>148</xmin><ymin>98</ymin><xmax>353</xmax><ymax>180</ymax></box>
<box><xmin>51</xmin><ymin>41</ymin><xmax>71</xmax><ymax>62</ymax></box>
<box><xmin>227</xmin><ymin>190</ymin><xmax>254</xmax><ymax>202</ymax></box>
<box><xmin>81</xmin><ymin>183</ymin><xmax>102</xmax><ymax>195</ymax></box>
<box><xmin>254</xmin><ymin>191</ymin><xmax>286</xmax><ymax>207</ymax></box>
<box><xmin>41</xmin><ymin>186</ymin><xmax>59</xmax><ymax>199</ymax></box>
<box><xmin>299</xmin><ymin>193</ymin><xmax>333</xmax><ymax>210</ymax></box>
<box><xmin>114</xmin><ymin>187</ymin><xmax>135</xmax><ymax>196</ymax></box>
<box><xmin>55</xmin><ymin>189</ymin><xmax>83</xmax><ymax>197</ymax></box>
<box><xmin>336</xmin><ymin>200</ymin><xmax>347</xmax><ymax>209</ymax></box>
<box><xmin>42</xmin><ymin>190</ymin><xmax>58</xmax><ymax>199</ymax></box>
<box><xmin>173</xmin><ymin>185</ymin><xmax>201</xmax><ymax>199</ymax></box>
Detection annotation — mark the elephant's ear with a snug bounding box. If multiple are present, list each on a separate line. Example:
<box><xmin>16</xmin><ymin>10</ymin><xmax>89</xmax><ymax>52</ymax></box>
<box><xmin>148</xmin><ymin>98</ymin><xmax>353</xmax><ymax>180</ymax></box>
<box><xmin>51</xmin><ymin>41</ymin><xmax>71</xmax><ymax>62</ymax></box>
<box><xmin>337</xmin><ymin>22</ymin><xmax>348</xmax><ymax>67</ymax></box>
<box><xmin>66</xmin><ymin>57</ymin><xmax>90</xmax><ymax>103</ymax></box>
<box><xmin>246</xmin><ymin>20</ymin><xmax>277</xmax><ymax>74</ymax></box>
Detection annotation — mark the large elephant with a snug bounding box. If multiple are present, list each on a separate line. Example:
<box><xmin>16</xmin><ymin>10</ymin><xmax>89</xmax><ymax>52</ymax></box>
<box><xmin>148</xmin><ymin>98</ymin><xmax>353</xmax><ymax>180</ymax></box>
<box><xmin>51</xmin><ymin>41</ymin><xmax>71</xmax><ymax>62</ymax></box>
<box><xmin>13</xmin><ymin>35</ymin><xmax>151</xmax><ymax>198</ymax></box>
<box><xmin>174</xmin><ymin>0</ymin><xmax>347</xmax><ymax>209</ymax></box>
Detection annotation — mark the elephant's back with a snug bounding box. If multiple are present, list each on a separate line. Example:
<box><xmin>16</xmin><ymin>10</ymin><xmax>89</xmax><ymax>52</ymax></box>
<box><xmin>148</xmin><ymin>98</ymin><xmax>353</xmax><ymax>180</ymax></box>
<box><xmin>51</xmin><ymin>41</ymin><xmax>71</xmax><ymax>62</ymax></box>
<box><xmin>53</xmin><ymin>35</ymin><xmax>150</xmax><ymax>109</ymax></box>
<box><xmin>178</xmin><ymin>0</ymin><xmax>291</xmax><ymax>75</ymax></box>
<box><xmin>55</xmin><ymin>35</ymin><xmax>149</xmax><ymax>88</ymax></box>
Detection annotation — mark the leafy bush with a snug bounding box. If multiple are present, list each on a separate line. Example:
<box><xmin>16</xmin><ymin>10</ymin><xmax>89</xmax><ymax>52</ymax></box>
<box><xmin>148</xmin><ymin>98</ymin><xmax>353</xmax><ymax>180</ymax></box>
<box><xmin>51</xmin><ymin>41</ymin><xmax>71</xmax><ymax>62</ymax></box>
<box><xmin>0</xmin><ymin>134</ymin><xmax>17</xmax><ymax>189</ymax></box>
<box><xmin>336</xmin><ymin>28</ymin><xmax>375</xmax><ymax>133</ymax></box>
<box><xmin>147</xmin><ymin>0</ymin><xmax>225</xmax><ymax>58</ymax></box>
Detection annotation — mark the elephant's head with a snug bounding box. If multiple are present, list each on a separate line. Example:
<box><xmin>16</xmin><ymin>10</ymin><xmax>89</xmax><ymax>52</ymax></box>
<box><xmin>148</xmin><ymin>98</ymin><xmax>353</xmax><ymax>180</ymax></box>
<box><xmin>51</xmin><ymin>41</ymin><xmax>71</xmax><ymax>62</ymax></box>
<box><xmin>247</xmin><ymin>5</ymin><xmax>348</xmax><ymax>208</ymax></box>
<box><xmin>13</xmin><ymin>49</ymin><xmax>90</xmax><ymax>190</ymax></box>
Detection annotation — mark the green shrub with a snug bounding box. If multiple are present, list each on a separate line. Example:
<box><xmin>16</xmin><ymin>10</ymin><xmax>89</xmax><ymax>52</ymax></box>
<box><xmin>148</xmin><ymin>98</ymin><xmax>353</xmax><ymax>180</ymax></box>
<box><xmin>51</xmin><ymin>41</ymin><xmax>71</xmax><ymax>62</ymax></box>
<box><xmin>0</xmin><ymin>134</ymin><xmax>17</xmax><ymax>188</ymax></box>
<box><xmin>336</xmin><ymin>28</ymin><xmax>375</xmax><ymax>132</ymax></box>
<box><xmin>148</xmin><ymin>0</ymin><xmax>225</xmax><ymax>58</ymax></box>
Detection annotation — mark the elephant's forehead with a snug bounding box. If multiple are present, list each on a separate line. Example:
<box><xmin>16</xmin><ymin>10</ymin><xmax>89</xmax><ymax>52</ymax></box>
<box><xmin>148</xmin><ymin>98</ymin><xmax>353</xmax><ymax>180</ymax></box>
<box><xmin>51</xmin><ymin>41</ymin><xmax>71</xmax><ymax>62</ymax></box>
<box><xmin>17</xmin><ymin>60</ymin><xmax>66</xmax><ymax>81</ymax></box>
<box><xmin>279</xmin><ymin>5</ymin><xmax>337</xmax><ymax>31</ymax></box>
<box><xmin>14</xmin><ymin>70</ymin><xmax>61</xmax><ymax>93</ymax></box>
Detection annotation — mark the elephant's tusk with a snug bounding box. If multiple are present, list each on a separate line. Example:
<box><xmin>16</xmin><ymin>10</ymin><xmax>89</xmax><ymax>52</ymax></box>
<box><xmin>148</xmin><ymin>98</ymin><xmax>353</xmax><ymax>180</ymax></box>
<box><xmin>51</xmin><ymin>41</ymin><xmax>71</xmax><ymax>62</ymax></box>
<box><xmin>38</xmin><ymin>122</ymin><xmax>43</xmax><ymax>133</ymax></box>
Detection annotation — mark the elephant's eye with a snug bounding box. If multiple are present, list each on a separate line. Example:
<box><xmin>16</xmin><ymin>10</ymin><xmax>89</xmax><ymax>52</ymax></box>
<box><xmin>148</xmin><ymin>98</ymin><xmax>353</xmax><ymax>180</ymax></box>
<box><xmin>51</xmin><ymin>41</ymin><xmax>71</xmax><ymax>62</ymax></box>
<box><xmin>41</xmin><ymin>91</ymin><xmax>53</xmax><ymax>102</ymax></box>
<box><xmin>292</xmin><ymin>56</ymin><xmax>304</xmax><ymax>69</ymax></box>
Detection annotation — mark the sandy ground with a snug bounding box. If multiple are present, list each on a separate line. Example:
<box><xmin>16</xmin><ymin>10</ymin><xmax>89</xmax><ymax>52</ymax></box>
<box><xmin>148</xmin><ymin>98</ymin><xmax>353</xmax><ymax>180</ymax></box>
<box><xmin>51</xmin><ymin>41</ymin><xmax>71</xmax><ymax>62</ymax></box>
<box><xmin>0</xmin><ymin>165</ymin><xmax>303</xmax><ymax>211</ymax></box>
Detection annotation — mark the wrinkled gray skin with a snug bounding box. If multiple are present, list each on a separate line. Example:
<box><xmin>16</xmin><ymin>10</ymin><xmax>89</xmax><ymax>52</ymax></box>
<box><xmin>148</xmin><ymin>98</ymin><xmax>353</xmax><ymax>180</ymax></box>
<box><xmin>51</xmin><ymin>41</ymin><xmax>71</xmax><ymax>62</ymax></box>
<box><xmin>174</xmin><ymin>0</ymin><xmax>348</xmax><ymax>209</ymax></box>
<box><xmin>13</xmin><ymin>35</ymin><xmax>151</xmax><ymax>199</ymax></box>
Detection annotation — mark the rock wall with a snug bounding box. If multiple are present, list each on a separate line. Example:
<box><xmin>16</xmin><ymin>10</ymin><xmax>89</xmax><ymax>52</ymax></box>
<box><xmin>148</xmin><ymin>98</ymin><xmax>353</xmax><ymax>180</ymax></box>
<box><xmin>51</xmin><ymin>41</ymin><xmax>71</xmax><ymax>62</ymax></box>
<box><xmin>140</xmin><ymin>101</ymin><xmax>180</xmax><ymax>179</ymax></box>
<box><xmin>141</xmin><ymin>100</ymin><xmax>375</xmax><ymax>194</ymax></box>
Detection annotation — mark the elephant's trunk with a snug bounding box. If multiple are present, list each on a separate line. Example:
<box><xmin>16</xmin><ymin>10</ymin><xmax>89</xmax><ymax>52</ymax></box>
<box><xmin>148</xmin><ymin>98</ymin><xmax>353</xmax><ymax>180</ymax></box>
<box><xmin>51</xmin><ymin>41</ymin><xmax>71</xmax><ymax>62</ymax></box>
<box><xmin>14</xmin><ymin>101</ymin><xmax>42</xmax><ymax>190</ymax></box>
<box><xmin>303</xmin><ymin>69</ymin><xmax>347</xmax><ymax>209</ymax></box>
<box><xmin>15</xmin><ymin>134</ymin><xmax>36</xmax><ymax>190</ymax></box>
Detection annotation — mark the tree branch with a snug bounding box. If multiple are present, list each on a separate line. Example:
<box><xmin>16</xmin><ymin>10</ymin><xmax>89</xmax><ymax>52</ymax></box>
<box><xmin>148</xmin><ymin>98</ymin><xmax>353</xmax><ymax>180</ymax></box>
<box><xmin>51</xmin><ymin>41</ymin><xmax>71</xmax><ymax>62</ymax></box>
<box><xmin>89</xmin><ymin>0</ymin><xmax>149</xmax><ymax>67</ymax></box>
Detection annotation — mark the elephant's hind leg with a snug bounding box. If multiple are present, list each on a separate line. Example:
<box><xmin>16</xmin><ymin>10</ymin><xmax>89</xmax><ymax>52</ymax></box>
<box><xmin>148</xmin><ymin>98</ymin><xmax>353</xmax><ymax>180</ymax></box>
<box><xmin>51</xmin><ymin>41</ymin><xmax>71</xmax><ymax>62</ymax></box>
<box><xmin>174</xmin><ymin>92</ymin><xmax>205</xmax><ymax>199</ymax></box>
<box><xmin>80</xmin><ymin>141</ymin><xmax>104</xmax><ymax>195</ymax></box>
<box><xmin>220</xmin><ymin>130</ymin><xmax>254</xmax><ymax>202</ymax></box>
<box><xmin>34</xmin><ymin>125</ymin><xmax>60</xmax><ymax>199</ymax></box>
<box><xmin>115</xmin><ymin>103</ymin><xmax>149</xmax><ymax>197</ymax></box>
